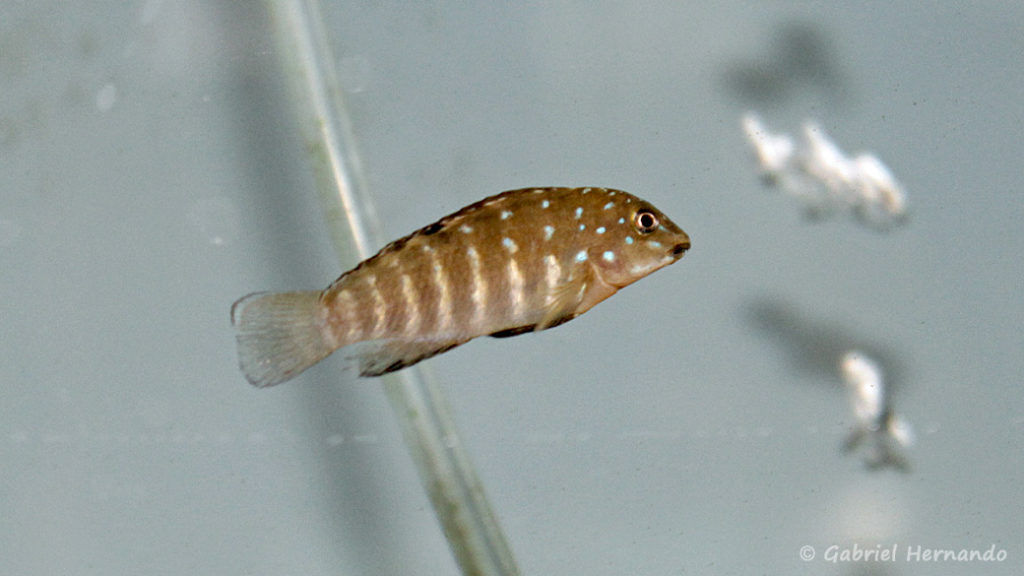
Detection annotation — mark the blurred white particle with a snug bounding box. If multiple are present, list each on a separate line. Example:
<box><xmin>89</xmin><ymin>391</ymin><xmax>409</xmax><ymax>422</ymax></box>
<box><xmin>840</xmin><ymin>351</ymin><xmax>914</xmax><ymax>471</ymax></box>
<box><xmin>742</xmin><ymin>113</ymin><xmax>794</xmax><ymax>176</ymax></box>
<box><xmin>742</xmin><ymin>112</ymin><xmax>908</xmax><ymax>230</ymax></box>
<box><xmin>96</xmin><ymin>83</ymin><xmax>118</xmax><ymax>112</ymax></box>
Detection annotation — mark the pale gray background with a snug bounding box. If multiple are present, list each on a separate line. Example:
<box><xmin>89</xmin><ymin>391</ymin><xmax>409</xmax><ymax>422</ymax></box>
<box><xmin>2</xmin><ymin>2</ymin><xmax>1022</xmax><ymax>575</ymax></box>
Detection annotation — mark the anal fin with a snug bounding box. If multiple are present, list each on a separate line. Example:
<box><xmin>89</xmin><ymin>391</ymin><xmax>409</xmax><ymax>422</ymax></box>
<box><xmin>350</xmin><ymin>336</ymin><xmax>470</xmax><ymax>377</ymax></box>
<box><xmin>489</xmin><ymin>325</ymin><xmax>537</xmax><ymax>338</ymax></box>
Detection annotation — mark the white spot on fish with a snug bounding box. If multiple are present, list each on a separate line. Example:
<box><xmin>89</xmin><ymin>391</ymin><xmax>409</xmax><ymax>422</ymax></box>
<box><xmin>608</xmin><ymin>190</ymin><xmax>617</xmax><ymax>196</ymax></box>
<box><xmin>579</xmin><ymin>224</ymin><xmax>585</xmax><ymax>231</ymax></box>
<box><xmin>575</xmin><ymin>250</ymin><xmax>588</xmax><ymax>262</ymax></box>
<box><xmin>460</xmin><ymin>224</ymin><xmax>473</xmax><ymax>234</ymax></box>
<box><xmin>500</xmin><ymin>210</ymin><xmax>513</xmax><ymax>220</ymax></box>
<box><xmin>502</xmin><ymin>237</ymin><xmax>518</xmax><ymax>253</ymax></box>
<box><xmin>542</xmin><ymin>199</ymin><xmax>550</xmax><ymax>209</ymax></box>
<box><xmin>582</xmin><ymin>188</ymin><xmax>592</xmax><ymax>194</ymax></box>
<box><xmin>575</xmin><ymin>207</ymin><xmax>583</xmax><ymax>219</ymax></box>
<box><xmin>543</xmin><ymin>225</ymin><xmax>555</xmax><ymax>240</ymax></box>
<box><xmin>624</xmin><ymin>236</ymin><xmax>634</xmax><ymax>245</ymax></box>
<box><xmin>602</xmin><ymin>251</ymin><xmax>615</xmax><ymax>262</ymax></box>
<box><xmin>629</xmin><ymin>262</ymin><xmax>655</xmax><ymax>275</ymax></box>
<box><xmin>647</xmin><ymin>240</ymin><xmax>663</xmax><ymax>248</ymax></box>
<box><xmin>596</xmin><ymin>226</ymin><xmax>606</xmax><ymax>234</ymax></box>
<box><xmin>603</xmin><ymin>202</ymin><xmax>615</xmax><ymax>210</ymax></box>
<box><xmin>618</xmin><ymin>217</ymin><xmax>625</xmax><ymax>224</ymax></box>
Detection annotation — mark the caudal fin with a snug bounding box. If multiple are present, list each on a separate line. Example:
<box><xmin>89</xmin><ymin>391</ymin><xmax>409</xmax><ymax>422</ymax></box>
<box><xmin>230</xmin><ymin>291</ymin><xmax>334</xmax><ymax>387</ymax></box>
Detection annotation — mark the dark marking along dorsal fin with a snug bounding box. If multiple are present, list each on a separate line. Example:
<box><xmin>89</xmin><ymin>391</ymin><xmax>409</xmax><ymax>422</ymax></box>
<box><xmin>346</xmin><ymin>188</ymin><xmax>551</xmax><ymax>275</ymax></box>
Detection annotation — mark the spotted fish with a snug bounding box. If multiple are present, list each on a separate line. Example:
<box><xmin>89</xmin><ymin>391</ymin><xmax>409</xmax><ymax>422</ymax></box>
<box><xmin>231</xmin><ymin>187</ymin><xmax>690</xmax><ymax>387</ymax></box>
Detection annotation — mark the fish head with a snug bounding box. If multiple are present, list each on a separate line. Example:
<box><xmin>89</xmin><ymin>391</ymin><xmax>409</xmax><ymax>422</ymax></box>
<box><xmin>583</xmin><ymin>192</ymin><xmax>690</xmax><ymax>288</ymax></box>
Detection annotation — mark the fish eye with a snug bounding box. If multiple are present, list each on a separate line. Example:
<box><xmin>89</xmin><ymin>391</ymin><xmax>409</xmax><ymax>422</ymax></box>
<box><xmin>633</xmin><ymin>209</ymin><xmax>659</xmax><ymax>234</ymax></box>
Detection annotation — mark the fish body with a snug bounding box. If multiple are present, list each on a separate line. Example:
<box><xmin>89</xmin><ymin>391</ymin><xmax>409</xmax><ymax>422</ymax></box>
<box><xmin>232</xmin><ymin>187</ymin><xmax>690</xmax><ymax>387</ymax></box>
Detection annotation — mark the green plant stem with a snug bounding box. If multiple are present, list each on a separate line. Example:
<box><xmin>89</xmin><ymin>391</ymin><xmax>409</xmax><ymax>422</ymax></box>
<box><xmin>267</xmin><ymin>2</ymin><xmax>521</xmax><ymax>575</ymax></box>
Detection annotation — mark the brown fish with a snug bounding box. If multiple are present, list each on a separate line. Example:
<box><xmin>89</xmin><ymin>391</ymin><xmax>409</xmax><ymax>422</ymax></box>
<box><xmin>231</xmin><ymin>187</ymin><xmax>690</xmax><ymax>387</ymax></box>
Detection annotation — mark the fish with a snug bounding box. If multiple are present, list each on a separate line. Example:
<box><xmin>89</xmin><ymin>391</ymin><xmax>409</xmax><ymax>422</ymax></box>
<box><xmin>231</xmin><ymin>187</ymin><xmax>690</xmax><ymax>387</ymax></box>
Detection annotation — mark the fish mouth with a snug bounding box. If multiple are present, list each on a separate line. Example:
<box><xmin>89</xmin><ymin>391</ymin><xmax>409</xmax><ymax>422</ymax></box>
<box><xmin>670</xmin><ymin>236</ymin><xmax>691</xmax><ymax>259</ymax></box>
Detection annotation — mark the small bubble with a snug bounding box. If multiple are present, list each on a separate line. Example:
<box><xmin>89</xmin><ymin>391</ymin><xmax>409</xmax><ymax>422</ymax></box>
<box><xmin>96</xmin><ymin>83</ymin><xmax>117</xmax><ymax>112</ymax></box>
<box><xmin>42</xmin><ymin>432</ymin><xmax>70</xmax><ymax>445</ymax></box>
<box><xmin>140</xmin><ymin>0</ymin><xmax>164</xmax><ymax>25</ymax></box>
<box><xmin>0</xmin><ymin>218</ymin><xmax>23</xmax><ymax>247</ymax></box>
<box><xmin>338</xmin><ymin>56</ymin><xmax>371</xmax><ymax>93</ymax></box>
<box><xmin>188</xmin><ymin>196</ymin><xmax>240</xmax><ymax>246</ymax></box>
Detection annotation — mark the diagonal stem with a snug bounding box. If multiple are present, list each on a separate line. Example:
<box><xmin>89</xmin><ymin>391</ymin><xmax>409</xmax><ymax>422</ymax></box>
<box><xmin>267</xmin><ymin>2</ymin><xmax>521</xmax><ymax>575</ymax></box>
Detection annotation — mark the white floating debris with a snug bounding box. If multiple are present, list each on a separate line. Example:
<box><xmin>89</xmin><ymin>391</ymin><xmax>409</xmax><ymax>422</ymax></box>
<box><xmin>742</xmin><ymin>113</ymin><xmax>794</xmax><ymax>176</ymax></box>
<box><xmin>840</xmin><ymin>350</ymin><xmax>914</xmax><ymax>470</ymax></box>
<box><xmin>96</xmin><ymin>83</ymin><xmax>118</xmax><ymax>112</ymax></box>
<box><xmin>742</xmin><ymin>112</ymin><xmax>908</xmax><ymax>230</ymax></box>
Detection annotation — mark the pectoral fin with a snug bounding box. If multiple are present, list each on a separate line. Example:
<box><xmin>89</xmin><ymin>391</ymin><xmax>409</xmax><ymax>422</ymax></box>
<box><xmin>574</xmin><ymin>263</ymin><xmax>620</xmax><ymax>316</ymax></box>
<box><xmin>535</xmin><ymin>265</ymin><xmax>587</xmax><ymax>331</ymax></box>
<box><xmin>489</xmin><ymin>262</ymin><xmax>623</xmax><ymax>339</ymax></box>
<box><xmin>535</xmin><ymin>262</ymin><xmax>619</xmax><ymax>332</ymax></box>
